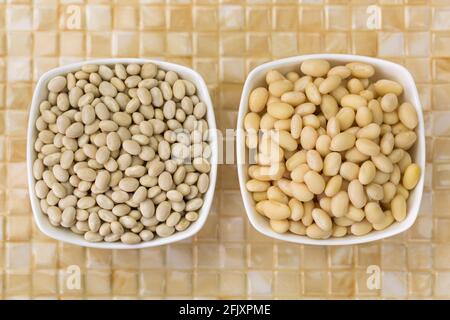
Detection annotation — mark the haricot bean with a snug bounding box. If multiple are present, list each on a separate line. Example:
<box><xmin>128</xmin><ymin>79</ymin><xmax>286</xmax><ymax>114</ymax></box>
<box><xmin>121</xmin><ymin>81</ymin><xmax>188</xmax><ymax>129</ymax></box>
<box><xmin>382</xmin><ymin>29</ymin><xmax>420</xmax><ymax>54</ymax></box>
<box><xmin>245</xmin><ymin>59</ymin><xmax>421</xmax><ymax>239</ymax></box>
<box><xmin>33</xmin><ymin>63</ymin><xmax>212</xmax><ymax>244</ymax></box>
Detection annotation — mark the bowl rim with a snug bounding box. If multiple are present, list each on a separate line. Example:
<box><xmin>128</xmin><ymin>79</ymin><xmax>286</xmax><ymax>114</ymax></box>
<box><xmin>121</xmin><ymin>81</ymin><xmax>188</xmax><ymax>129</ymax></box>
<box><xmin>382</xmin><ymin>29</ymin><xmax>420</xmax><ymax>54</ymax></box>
<box><xmin>27</xmin><ymin>58</ymin><xmax>218</xmax><ymax>249</ymax></box>
<box><xmin>236</xmin><ymin>53</ymin><xmax>426</xmax><ymax>246</ymax></box>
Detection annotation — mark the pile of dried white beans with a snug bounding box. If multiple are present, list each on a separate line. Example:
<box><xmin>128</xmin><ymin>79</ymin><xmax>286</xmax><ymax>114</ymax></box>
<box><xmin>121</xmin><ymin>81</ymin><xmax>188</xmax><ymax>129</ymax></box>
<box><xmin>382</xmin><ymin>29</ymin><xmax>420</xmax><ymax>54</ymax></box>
<box><xmin>244</xmin><ymin>59</ymin><xmax>421</xmax><ymax>239</ymax></box>
<box><xmin>33</xmin><ymin>63</ymin><xmax>211</xmax><ymax>244</ymax></box>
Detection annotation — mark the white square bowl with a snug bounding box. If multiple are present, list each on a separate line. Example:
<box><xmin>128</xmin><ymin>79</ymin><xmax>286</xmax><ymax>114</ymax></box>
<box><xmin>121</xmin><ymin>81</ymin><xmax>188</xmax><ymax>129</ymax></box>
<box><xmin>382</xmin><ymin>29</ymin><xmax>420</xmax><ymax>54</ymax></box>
<box><xmin>236</xmin><ymin>54</ymin><xmax>425</xmax><ymax>246</ymax></box>
<box><xmin>27</xmin><ymin>58</ymin><xmax>218</xmax><ymax>249</ymax></box>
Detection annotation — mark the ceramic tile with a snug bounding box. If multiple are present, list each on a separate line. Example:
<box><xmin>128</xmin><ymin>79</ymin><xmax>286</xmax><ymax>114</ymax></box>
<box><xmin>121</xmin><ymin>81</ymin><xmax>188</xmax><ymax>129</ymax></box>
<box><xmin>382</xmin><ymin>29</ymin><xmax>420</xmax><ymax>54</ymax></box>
<box><xmin>194</xmin><ymin>6</ymin><xmax>217</xmax><ymax>31</ymax></box>
<box><xmin>433</xmin><ymin>138</ymin><xmax>450</xmax><ymax>162</ymax></box>
<box><xmin>112</xmin><ymin>270</ymin><xmax>138</xmax><ymax>296</ymax></box>
<box><xmin>140</xmin><ymin>248</ymin><xmax>165</xmax><ymax>269</ymax></box>
<box><xmin>434</xmin><ymin>219</ymin><xmax>450</xmax><ymax>242</ymax></box>
<box><xmin>329</xmin><ymin>246</ymin><xmax>354</xmax><ymax>268</ymax></box>
<box><xmin>166</xmin><ymin>270</ymin><xmax>192</xmax><ymax>296</ymax></box>
<box><xmin>86</xmin><ymin>32</ymin><xmax>112</xmax><ymax>57</ymax></box>
<box><xmin>378</xmin><ymin>32</ymin><xmax>405</xmax><ymax>57</ymax></box>
<box><xmin>33</xmin><ymin>32</ymin><xmax>58</xmax><ymax>57</ymax></box>
<box><xmin>6</xmin><ymin>243</ymin><xmax>31</xmax><ymax>270</ymax></box>
<box><xmin>220</xmin><ymin>58</ymin><xmax>246</xmax><ymax>83</ymax></box>
<box><xmin>6</xmin><ymin>216</ymin><xmax>31</xmax><ymax>241</ymax></box>
<box><xmin>86</xmin><ymin>249</ymin><xmax>112</xmax><ymax>269</ymax></box>
<box><xmin>140</xmin><ymin>32</ymin><xmax>165</xmax><ymax>56</ymax></box>
<box><xmin>194</xmin><ymin>271</ymin><xmax>220</xmax><ymax>296</ymax></box>
<box><xmin>432</xmin><ymin>58</ymin><xmax>450</xmax><ymax>82</ymax></box>
<box><xmin>112</xmin><ymin>32</ymin><xmax>139</xmax><ymax>57</ymax></box>
<box><xmin>432</xmin><ymin>84</ymin><xmax>450</xmax><ymax>110</ymax></box>
<box><xmin>219</xmin><ymin>5</ymin><xmax>244</xmax><ymax>31</ymax></box>
<box><xmin>272</xmin><ymin>32</ymin><xmax>298</xmax><ymax>57</ymax></box>
<box><xmin>7</xmin><ymin>189</ymin><xmax>30</xmax><ymax>215</ymax></box>
<box><xmin>196</xmin><ymin>212</ymin><xmax>219</xmax><ymax>241</ymax></box>
<box><xmin>6</xmin><ymin>137</ymin><xmax>27</xmax><ymax>162</ymax></box>
<box><xmin>58</xmin><ymin>244</ymin><xmax>85</xmax><ymax>269</ymax></box>
<box><xmin>432</xmin><ymin>32</ymin><xmax>450</xmax><ymax>57</ymax></box>
<box><xmin>304</xmin><ymin>271</ymin><xmax>328</xmax><ymax>296</ymax></box>
<box><xmin>249</xmin><ymin>244</ymin><xmax>273</xmax><ymax>269</ymax></box>
<box><xmin>357</xmin><ymin>243</ymin><xmax>380</xmax><ymax>267</ymax></box>
<box><xmin>404</xmin><ymin>58</ymin><xmax>431</xmax><ymax>82</ymax></box>
<box><xmin>382</xmin><ymin>271</ymin><xmax>408</xmax><ymax>298</ymax></box>
<box><xmin>408</xmin><ymin>217</ymin><xmax>433</xmax><ymax>240</ymax></box>
<box><xmin>167</xmin><ymin>6</ymin><xmax>192</xmax><ymax>31</ymax></box>
<box><xmin>220</xmin><ymin>32</ymin><xmax>245</xmax><ymax>57</ymax></box>
<box><xmin>32</xmin><ymin>270</ymin><xmax>58</xmax><ymax>296</ymax></box>
<box><xmin>406</xmin><ymin>32</ymin><xmax>430</xmax><ymax>57</ymax></box>
<box><xmin>351</xmin><ymin>6</ymin><xmax>374</xmax><ymax>31</ymax></box>
<box><xmin>5</xmin><ymin>271</ymin><xmax>31</xmax><ymax>297</ymax></box>
<box><xmin>196</xmin><ymin>243</ymin><xmax>220</xmax><ymax>268</ymax></box>
<box><xmin>60</xmin><ymin>32</ymin><xmax>85</xmax><ymax>57</ymax></box>
<box><xmin>434</xmin><ymin>244</ymin><xmax>450</xmax><ymax>269</ymax></box>
<box><xmin>246</xmin><ymin>33</ymin><xmax>270</xmax><ymax>57</ymax></box>
<box><xmin>194</xmin><ymin>33</ymin><xmax>218</xmax><ymax>57</ymax></box>
<box><xmin>247</xmin><ymin>270</ymin><xmax>272</xmax><ymax>296</ymax></box>
<box><xmin>355</xmin><ymin>269</ymin><xmax>380</xmax><ymax>297</ymax></box>
<box><xmin>325</xmin><ymin>5</ymin><xmax>350</xmax><ymax>30</ymax></box>
<box><xmin>85</xmin><ymin>270</ymin><xmax>111</xmax><ymax>296</ymax></box>
<box><xmin>7</xmin><ymin>31</ymin><xmax>32</xmax><ymax>56</ymax></box>
<box><xmin>167</xmin><ymin>32</ymin><xmax>193</xmax><ymax>56</ymax></box>
<box><xmin>112</xmin><ymin>250</ymin><xmax>139</xmax><ymax>269</ymax></box>
<box><xmin>299</xmin><ymin>6</ymin><xmax>323</xmax><ymax>31</ymax></box>
<box><xmin>405</xmin><ymin>6</ymin><xmax>430</xmax><ymax>30</ymax></box>
<box><xmin>434</xmin><ymin>272</ymin><xmax>450</xmax><ymax>297</ymax></box>
<box><xmin>331</xmin><ymin>270</ymin><xmax>354</xmax><ymax>296</ymax></box>
<box><xmin>220</xmin><ymin>243</ymin><xmax>246</xmax><ymax>269</ymax></box>
<box><xmin>220</xmin><ymin>271</ymin><xmax>246</xmax><ymax>297</ymax></box>
<box><xmin>246</xmin><ymin>6</ymin><xmax>271</xmax><ymax>31</ymax></box>
<box><xmin>433</xmin><ymin>191</ymin><xmax>450</xmax><ymax>218</ymax></box>
<box><xmin>86</xmin><ymin>5</ymin><xmax>111</xmax><ymax>31</ymax></box>
<box><xmin>32</xmin><ymin>242</ymin><xmax>57</xmax><ymax>269</ymax></box>
<box><xmin>113</xmin><ymin>6</ymin><xmax>138</xmax><ymax>30</ymax></box>
<box><xmin>166</xmin><ymin>244</ymin><xmax>193</xmax><ymax>269</ymax></box>
<box><xmin>407</xmin><ymin>243</ymin><xmax>433</xmax><ymax>270</ymax></box>
<box><xmin>6</xmin><ymin>5</ymin><xmax>32</xmax><ymax>31</ymax></box>
<box><xmin>274</xmin><ymin>271</ymin><xmax>301</xmax><ymax>297</ymax></box>
<box><xmin>7</xmin><ymin>58</ymin><xmax>31</xmax><ymax>82</ymax></box>
<box><xmin>273</xmin><ymin>6</ymin><xmax>298</xmax><ymax>31</ymax></box>
<box><xmin>275</xmin><ymin>243</ymin><xmax>301</xmax><ymax>269</ymax></box>
<box><xmin>140</xmin><ymin>5</ymin><xmax>165</xmax><ymax>30</ymax></box>
<box><xmin>382</xmin><ymin>6</ymin><xmax>404</xmax><ymax>30</ymax></box>
<box><xmin>432</xmin><ymin>6</ymin><xmax>450</xmax><ymax>30</ymax></box>
<box><xmin>302</xmin><ymin>246</ymin><xmax>328</xmax><ymax>270</ymax></box>
<box><xmin>298</xmin><ymin>33</ymin><xmax>322</xmax><ymax>54</ymax></box>
<box><xmin>140</xmin><ymin>270</ymin><xmax>165</xmax><ymax>296</ymax></box>
<box><xmin>409</xmin><ymin>272</ymin><xmax>433</xmax><ymax>297</ymax></box>
<box><xmin>325</xmin><ymin>32</ymin><xmax>349</xmax><ymax>53</ymax></box>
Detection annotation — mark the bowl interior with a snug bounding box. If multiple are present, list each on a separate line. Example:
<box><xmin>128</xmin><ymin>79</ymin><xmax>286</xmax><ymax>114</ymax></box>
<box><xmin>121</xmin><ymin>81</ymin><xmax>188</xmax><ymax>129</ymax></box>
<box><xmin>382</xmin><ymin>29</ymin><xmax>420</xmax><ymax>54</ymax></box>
<box><xmin>27</xmin><ymin>58</ymin><xmax>218</xmax><ymax>249</ymax></box>
<box><xmin>236</xmin><ymin>54</ymin><xmax>425</xmax><ymax>245</ymax></box>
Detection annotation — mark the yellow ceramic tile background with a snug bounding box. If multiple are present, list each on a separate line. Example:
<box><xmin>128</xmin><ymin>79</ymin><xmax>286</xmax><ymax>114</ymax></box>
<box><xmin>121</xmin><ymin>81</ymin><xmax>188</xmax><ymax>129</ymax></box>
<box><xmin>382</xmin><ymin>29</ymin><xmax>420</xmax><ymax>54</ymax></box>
<box><xmin>0</xmin><ymin>0</ymin><xmax>449</xmax><ymax>299</ymax></box>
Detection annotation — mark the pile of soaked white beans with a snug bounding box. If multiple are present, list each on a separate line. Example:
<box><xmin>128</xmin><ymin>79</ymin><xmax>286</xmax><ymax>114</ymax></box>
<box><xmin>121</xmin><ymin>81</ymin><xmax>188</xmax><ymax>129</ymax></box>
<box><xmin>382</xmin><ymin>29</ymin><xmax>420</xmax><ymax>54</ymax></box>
<box><xmin>33</xmin><ymin>63</ymin><xmax>211</xmax><ymax>244</ymax></box>
<box><xmin>245</xmin><ymin>59</ymin><xmax>421</xmax><ymax>239</ymax></box>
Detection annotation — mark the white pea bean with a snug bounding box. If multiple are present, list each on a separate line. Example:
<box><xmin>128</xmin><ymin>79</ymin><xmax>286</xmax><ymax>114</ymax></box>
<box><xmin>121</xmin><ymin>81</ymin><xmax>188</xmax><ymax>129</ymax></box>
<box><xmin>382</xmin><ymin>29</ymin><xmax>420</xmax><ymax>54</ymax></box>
<box><xmin>312</xmin><ymin>208</ymin><xmax>332</xmax><ymax>231</ymax></box>
<box><xmin>348</xmin><ymin>180</ymin><xmax>367</xmax><ymax>209</ymax></box>
<box><xmin>330</xmin><ymin>132</ymin><xmax>356</xmax><ymax>152</ymax></box>
<box><xmin>331</xmin><ymin>191</ymin><xmax>349</xmax><ymax>218</ymax></box>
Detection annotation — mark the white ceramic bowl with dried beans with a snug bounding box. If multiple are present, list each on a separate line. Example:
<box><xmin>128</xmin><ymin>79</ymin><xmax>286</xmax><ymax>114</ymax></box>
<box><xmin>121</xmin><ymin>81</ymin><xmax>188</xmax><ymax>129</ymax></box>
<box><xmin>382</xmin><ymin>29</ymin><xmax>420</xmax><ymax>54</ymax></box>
<box><xmin>27</xmin><ymin>58</ymin><xmax>218</xmax><ymax>249</ymax></box>
<box><xmin>237</xmin><ymin>54</ymin><xmax>425</xmax><ymax>245</ymax></box>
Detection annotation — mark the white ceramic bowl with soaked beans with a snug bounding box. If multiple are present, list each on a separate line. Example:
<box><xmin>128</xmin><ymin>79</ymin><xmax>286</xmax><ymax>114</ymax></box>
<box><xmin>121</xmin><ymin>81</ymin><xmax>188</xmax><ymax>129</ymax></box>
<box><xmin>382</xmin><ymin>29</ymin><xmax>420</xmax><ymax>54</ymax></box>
<box><xmin>237</xmin><ymin>54</ymin><xmax>425</xmax><ymax>245</ymax></box>
<box><xmin>27</xmin><ymin>58</ymin><xmax>218</xmax><ymax>249</ymax></box>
